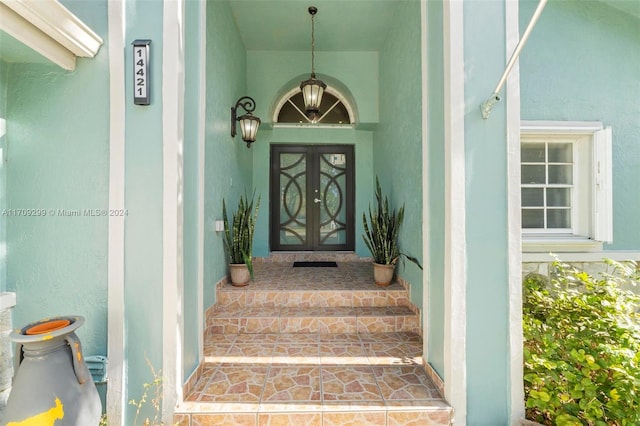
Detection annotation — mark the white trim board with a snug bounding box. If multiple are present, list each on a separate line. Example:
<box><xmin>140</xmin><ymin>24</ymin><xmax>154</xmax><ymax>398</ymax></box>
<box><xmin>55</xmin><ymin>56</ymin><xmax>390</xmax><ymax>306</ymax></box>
<box><xmin>523</xmin><ymin>251</ymin><xmax>640</xmax><ymax>263</ymax></box>
<box><xmin>523</xmin><ymin>238</ymin><xmax>603</xmax><ymax>253</ymax></box>
<box><xmin>162</xmin><ymin>0</ymin><xmax>186</xmax><ymax>421</ymax></box>
<box><xmin>197</xmin><ymin>0</ymin><xmax>207</xmax><ymax>366</ymax></box>
<box><xmin>505</xmin><ymin>0</ymin><xmax>525</xmax><ymax>423</ymax></box>
<box><xmin>443</xmin><ymin>0</ymin><xmax>467</xmax><ymax>423</ymax></box>
<box><xmin>106</xmin><ymin>0</ymin><xmax>126</xmax><ymax>424</ymax></box>
<box><xmin>420</xmin><ymin>0</ymin><xmax>430</xmax><ymax>367</ymax></box>
<box><xmin>521</xmin><ymin>120</ymin><xmax>603</xmax><ymax>133</ymax></box>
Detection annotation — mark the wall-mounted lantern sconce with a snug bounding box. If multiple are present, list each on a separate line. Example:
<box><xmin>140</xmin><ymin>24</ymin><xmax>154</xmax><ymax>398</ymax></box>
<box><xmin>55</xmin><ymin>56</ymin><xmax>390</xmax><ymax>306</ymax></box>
<box><xmin>231</xmin><ymin>96</ymin><xmax>261</xmax><ymax>148</ymax></box>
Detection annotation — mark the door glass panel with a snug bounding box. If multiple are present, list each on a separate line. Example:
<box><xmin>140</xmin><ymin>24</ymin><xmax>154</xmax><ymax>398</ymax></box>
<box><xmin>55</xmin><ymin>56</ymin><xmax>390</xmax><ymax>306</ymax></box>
<box><xmin>318</xmin><ymin>153</ymin><xmax>347</xmax><ymax>246</ymax></box>
<box><xmin>279</xmin><ymin>153</ymin><xmax>307</xmax><ymax>245</ymax></box>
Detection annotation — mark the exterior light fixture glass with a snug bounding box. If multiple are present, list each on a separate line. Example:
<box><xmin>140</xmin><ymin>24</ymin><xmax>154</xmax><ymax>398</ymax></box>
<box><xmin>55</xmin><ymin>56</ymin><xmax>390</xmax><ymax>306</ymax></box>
<box><xmin>300</xmin><ymin>6</ymin><xmax>326</xmax><ymax>122</ymax></box>
<box><xmin>231</xmin><ymin>96</ymin><xmax>261</xmax><ymax>148</ymax></box>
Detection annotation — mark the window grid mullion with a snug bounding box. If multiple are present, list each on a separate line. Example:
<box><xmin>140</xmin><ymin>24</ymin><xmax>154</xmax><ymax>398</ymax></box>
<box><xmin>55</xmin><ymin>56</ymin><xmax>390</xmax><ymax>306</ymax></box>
<box><xmin>544</xmin><ymin>143</ymin><xmax>549</xmax><ymax>229</ymax></box>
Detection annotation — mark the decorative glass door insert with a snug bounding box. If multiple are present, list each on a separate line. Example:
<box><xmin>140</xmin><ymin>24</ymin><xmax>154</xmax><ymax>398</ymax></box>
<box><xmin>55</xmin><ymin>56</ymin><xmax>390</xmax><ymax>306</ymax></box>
<box><xmin>270</xmin><ymin>145</ymin><xmax>354</xmax><ymax>251</ymax></box>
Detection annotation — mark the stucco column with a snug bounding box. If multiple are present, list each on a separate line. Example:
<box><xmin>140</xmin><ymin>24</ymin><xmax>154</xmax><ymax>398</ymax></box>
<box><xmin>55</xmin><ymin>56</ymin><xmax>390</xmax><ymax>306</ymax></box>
<box><xmin>438</xmin><ymin>0</ymin><xmax>523</xmax><ymax>424</ymax></box>
<box><xmin>107</xmin><ymin>0</ymin><xmax>187</xmax><ymax>423</ymax></box>
<box><xmin>462</xmin><ymin>0</ymin><xmax>522</xmax><ymax>423</ymax></box>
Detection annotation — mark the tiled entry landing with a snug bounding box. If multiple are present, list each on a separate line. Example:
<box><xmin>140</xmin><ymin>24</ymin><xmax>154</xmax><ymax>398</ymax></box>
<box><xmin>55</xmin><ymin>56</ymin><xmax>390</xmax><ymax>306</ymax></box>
<box><xmin>174</xmin><ymin>260</ymin><xmax>452</xmax><ymax>425</ymax></box>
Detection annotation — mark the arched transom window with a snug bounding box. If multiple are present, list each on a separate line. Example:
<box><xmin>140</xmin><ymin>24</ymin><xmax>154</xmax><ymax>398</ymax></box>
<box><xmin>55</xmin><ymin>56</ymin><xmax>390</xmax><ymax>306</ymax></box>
<box><xmin>275</xmin><ymin>89</ymin><xmax>354</xmax><ymax>125</ymax></box>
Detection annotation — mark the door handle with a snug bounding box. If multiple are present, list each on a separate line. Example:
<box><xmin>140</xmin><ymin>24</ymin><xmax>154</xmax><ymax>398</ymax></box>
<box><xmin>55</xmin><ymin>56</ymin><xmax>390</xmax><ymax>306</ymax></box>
<box><xmin>313</xmin><ymin>198</ymin><xmax>321</xmax><ymax>203</ymax></box>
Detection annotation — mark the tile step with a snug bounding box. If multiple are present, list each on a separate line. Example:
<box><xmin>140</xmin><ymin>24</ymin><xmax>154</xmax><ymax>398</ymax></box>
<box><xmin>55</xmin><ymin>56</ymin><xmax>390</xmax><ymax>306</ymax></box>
<box><xmin>178</xmin><ymin>333</ymin><xmax>451</xmax><ymax>425</ymax></box>
<box><xmin>206</xmin><ymin>306</ymin><xmax>420</xmax><ymax>334</ymax></box>
<box><xmin>257</xmin><ymin>251</ymin><xmax>365</xmax><ymax>262</ymax></box>
<box><xmin>175</xmin><ymin>402</ymin><xmax>452</xmax><ymax>426</ymax></box>
<box><xmin>217</xmin><ymin>286</ymin><xmax>411</xmax><ymax>308</ymax></box>
<box><xmin>202</xmin><ymin>332</ymin><xmax>425</xmax><ymax>365</ymax></box>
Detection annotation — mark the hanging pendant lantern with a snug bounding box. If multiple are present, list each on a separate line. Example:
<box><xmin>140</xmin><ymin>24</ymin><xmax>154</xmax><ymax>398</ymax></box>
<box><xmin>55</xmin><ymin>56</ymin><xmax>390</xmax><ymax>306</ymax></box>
<box><xmin>300</xmin><ymin>6</ymin><xmax>326</xmax><ymax>121</ymax></box>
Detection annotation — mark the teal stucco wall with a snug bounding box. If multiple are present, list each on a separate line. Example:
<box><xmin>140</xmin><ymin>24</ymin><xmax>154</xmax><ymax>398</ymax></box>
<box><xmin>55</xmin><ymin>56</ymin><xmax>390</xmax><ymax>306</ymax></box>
<box><xmin>0</xmin><ymin>60</ymin><xmax>6</xmax><ymax>118</ymax></box>
<box><xmin>520</xmin><ymin>0</ymin><xmax>640</xmax><ymax>250</ymax></box>
<box><xmin>374</xmin><ymin>1</ymin><xmax>423</xmax><ymax>308</ymax></box>
<box><xmin>463</xmin><ymin>1</ymin><xmax>511</xmax><ymax>422</ymax></box>
<box><xmin>0</xmin><ymin>60</ymin><xmax>7</xmax><ymax>292</ymax></box>
<box><xmin>5</xmin><ymin>0</ymin><xmax>109</xmax><ymax>361</ymax></box>
<box><xmin>425</xmin><ymin>0</ymin><xmax>446</xmax><ymax>380</ymax></box>
<box><xmin>203</xmin><ymin>0</ymin><xmax>253</xmax><ymax>310</ymax></box>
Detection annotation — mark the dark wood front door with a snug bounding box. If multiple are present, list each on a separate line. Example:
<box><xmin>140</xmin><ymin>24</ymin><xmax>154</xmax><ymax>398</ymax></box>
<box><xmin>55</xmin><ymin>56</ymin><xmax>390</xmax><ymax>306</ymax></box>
<box><xmin>270</xmin><ymin>145</ymin><xmax>355</xmax><ymax>251</ymax></box>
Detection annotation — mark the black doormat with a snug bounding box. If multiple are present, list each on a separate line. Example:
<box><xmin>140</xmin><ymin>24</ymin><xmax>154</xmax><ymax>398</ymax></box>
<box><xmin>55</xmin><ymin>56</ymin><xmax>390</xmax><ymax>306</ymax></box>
<box><xmin>293</xmin><ymin>261</ymin><xmax>338</xmax><ymax>267</ymax></box>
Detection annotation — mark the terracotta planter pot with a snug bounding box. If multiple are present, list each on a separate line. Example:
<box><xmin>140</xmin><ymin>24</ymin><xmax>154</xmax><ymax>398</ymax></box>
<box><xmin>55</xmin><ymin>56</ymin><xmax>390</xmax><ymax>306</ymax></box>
<box><xmin>373</xmin><ymin>262</ymin><xmax>395</xmax><ymax>286</ymax></box>
<box><xmin>229</xmin><ymin>263</ymin><xmax>251</xmax><ymax>286</ymax></box>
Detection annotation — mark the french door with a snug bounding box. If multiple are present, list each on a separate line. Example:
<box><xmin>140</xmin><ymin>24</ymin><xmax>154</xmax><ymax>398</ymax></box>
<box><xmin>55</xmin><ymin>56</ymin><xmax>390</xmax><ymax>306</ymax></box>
<box><xmin>270</xmin><ymin>145</ymin><xmax>355</xmax><ymax>251</ymax></box>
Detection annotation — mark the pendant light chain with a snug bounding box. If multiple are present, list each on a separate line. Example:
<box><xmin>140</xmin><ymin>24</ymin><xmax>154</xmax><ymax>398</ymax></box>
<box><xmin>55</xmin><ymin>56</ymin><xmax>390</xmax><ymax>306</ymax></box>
<box><xmin>311</xmin><ymin>11</ymin><xmax>316</xmax><ymax>76</ymax></box>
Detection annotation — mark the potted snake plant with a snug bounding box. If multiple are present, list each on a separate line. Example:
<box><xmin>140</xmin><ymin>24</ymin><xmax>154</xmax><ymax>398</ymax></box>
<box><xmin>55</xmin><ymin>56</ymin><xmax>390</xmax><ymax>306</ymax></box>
<box><xmin>362</xmin><ymin>177</ymin><xmax>422</xmax><ymax>286</ymax></box>
<box><xmin>222</xmin><ymin>191</ymin><xmax>260</xmax><ymax>286</ymax></box>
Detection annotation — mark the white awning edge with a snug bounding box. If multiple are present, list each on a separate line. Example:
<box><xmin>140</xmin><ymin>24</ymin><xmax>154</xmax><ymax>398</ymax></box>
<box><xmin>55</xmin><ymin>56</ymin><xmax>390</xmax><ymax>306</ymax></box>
<box><xmin>0</xmin><ymin>0</ymin><xmax>103</xmax><ymax>70</ymax></box>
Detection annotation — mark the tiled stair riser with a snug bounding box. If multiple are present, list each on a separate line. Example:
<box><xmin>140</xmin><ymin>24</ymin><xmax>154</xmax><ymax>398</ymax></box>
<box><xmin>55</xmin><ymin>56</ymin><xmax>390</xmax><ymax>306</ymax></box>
<box><xmin>176</xmin><ymin>411</ymin><xmax>451</xmax><ymax>426</ymax></box>
<box><xmin>206</xmin><ymin>309</ymin><xmax>420</xmax><ymax>335</ymax></box>
<box><xmin>205</xmin><ymin>316</ymin><xmax>419</xmax><ymax>336</ymax></box>
<box><xmin>217</xmin><ymin>290</ymin><xmax>410</xmax><ymax>308</ymax></box>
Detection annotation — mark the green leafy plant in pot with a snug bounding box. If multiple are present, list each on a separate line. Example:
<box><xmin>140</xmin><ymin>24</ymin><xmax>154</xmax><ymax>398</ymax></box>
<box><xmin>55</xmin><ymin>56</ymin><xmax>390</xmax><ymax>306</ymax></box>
<box><xmin>222</xmin><ymin>191</ymin><xmax>260</xmax><ymax>287</ymax></box>
<box><xmin>362</xmin><ymin>177</ymin><xmax>422</xmax><ymax>286</ymax></box>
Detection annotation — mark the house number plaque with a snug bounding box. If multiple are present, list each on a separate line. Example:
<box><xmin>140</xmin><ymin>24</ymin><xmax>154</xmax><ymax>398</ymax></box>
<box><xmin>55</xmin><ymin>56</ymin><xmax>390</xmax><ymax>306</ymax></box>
<box><xmin>132</xmin><ymin>40</ymin><xmax>151</xmax><ymax>105</ymax></box>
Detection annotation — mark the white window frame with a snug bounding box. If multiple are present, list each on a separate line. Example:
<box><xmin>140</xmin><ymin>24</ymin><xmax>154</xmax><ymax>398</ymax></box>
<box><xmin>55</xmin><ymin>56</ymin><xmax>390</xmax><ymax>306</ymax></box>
<box><xmin>521</xmin><ymin>121</ymin><xmax>612</xmax><ymax>252</ymax></box>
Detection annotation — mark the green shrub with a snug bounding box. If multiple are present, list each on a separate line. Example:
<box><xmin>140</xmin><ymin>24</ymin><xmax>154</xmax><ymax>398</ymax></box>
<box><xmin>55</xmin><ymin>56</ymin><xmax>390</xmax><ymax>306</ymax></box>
<box><xmin>523</xmin><ymin>259</ymin><xmax>640</xmax><ymax>425</ymax></box>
